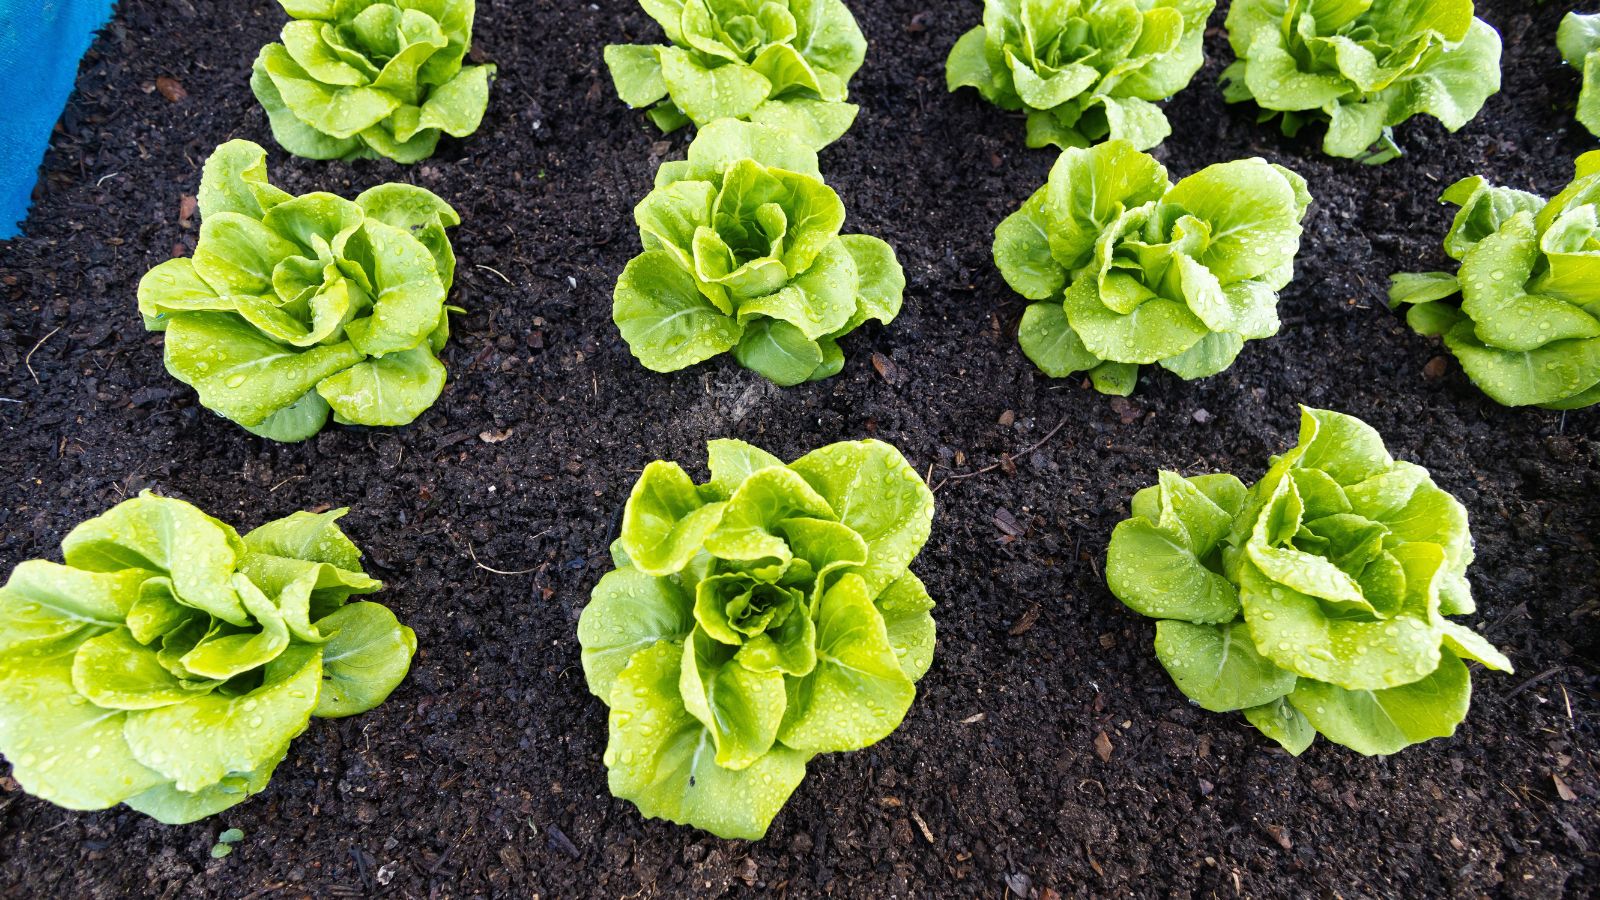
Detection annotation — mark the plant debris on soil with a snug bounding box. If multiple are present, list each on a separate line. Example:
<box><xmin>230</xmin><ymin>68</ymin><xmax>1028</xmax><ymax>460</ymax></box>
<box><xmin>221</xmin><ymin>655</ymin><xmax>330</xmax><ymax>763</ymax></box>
<box><xmin>1</xmin><ymin>1</ymin><xmax>1597</xmax><ymax>897</ymax></box>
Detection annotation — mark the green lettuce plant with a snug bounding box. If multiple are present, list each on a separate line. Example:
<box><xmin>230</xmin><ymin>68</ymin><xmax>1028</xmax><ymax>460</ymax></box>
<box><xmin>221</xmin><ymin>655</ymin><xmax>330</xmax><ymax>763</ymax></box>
<box><xmin>578</xmin><ymin>438</ymin><xmax>935</xmax><ymax>839</ymax></box>
<box><xmin>252</xmin><ymin>0</ymin><xmax>495</xmax><ymax>163</ymax></box>
<box><xmin>138</xmin><ymin>140</ymin><xmax>461</xmax><ymax>441</ymax></box>
<box><xmin>0</xmin><ymin>493</ymin><xmax>415</xmax><ymax>823</ymax></box>
<box><xmin>1222</xmin><ymin>0</ymin><xmax>1502</xmax><ymax>163</ymax></box>
<box><xmin>604</xmin><ymin>0</ymin><xmax>867</xmax><ymax>148</ymax></box>
<box><xmin>1560</xmin><ymin>12</ymin><xmax>1600</xmax><ymax>138</ymax></box>
<box><xmin>1107</xmin><ymin>407</ymin><xmax>1511</xmax><ymax>756</ymax></box>
<box><xmin>614</xmin><ymin>119</ymin><xmax>904</xmax><ymax>386</ymax></box>
<box><xmin>946</xmin><ymin>0</ymin><xmax>1214</xmax><ymax>151</ymax></box>
<box><xmin>1389</xmin><ymin>151</ymin><xmax>1600</xmax><ymax>409</ymax></box>
<box><xmin>996</xmin><ymin>140</ymin><xmax>1310</xmax><ymax>395</ymax></box>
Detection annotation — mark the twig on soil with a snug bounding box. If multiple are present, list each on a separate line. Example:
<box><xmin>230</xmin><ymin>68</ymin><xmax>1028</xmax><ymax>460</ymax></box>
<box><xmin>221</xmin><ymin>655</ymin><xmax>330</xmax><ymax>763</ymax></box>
<box><xmin>0</xmin><ymin>398</ymin><xmax>21</xmax><ymax>404</ymax></box>
<box><xmin>24</xmin><ymin>327</ymin><xmax>60</xmax><ymax>384</ymax></box>
<box><xmin>933</xmin><ymin>416</ymin><xmax>1069</xmax><ymax>492</ymax></box>
<box><xmin>475</xmin><ymin>264</ymin><xmax>512</xmax><ymax>284</ymax></box>
<box><xmin>467</xmin><ymin>533</ymin><xmax>549</xmax><ymax>575</ymax></box>
<box><xmin>1504</xmin><ymin>666</ymin><xmax>1571</xmax><ymax>699</ymax></box>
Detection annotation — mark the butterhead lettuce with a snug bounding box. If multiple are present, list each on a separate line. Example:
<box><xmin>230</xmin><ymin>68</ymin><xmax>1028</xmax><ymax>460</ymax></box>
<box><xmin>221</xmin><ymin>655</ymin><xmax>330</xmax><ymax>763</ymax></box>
<box><xmin>1559</xmin><ymin>12</ymin><xmax>1600</xmax><ymax>139</ymax></box>
<box><xmin>252</xmin><ymin>0</ymin><xmax>495</xmax><ymax>163</ymax></box>
<box><xmin>1107</xmin><ymin>407</ymin><xmax>1510</xmax><ymax>756</ymax></box>
<box><xmin>614</xmin><ymin>119</ymin><xmax>904</xmax><ymax>386</ymax></box>
<box><xmin>138</xmin><ymin>140</ymin><xmax>461</xmax><ymax>441</ymax></box>
<box><xmin>946</xmin><ymin>0</ymin><xmax>1215</xmax><ymax>151</ymax></box>
<box><xmin>579</xmin><ymin>438</ymin><xmax>936</xmax><ymax>839</ymax></box>
<box><xmin>604</xmin><ymin>0</ymin><xmax>867</xmax><ymax>148</ymax></box>
<box><xmin>1389</xmin><ymin>151</ymin><xmax>1600</xmax><ymax>409</ymax></box>
<box><xmin>996</xmin><ymin>140</ymin><xmax>1310</xmax><ymax>394</ymax></box>
<box><xmin>0</xmin><ymin>493</ymin><xmax>415</xmax><ymax>823</ymax></box>
<box><xmin>1222</xmin><ymin>0</ymin><xmax>1501</xmax><ymax>163</ymax></box>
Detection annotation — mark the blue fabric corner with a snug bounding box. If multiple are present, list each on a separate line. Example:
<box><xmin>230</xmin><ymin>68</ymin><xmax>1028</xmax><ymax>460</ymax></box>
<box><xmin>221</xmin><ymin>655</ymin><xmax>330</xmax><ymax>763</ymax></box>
<box><xmin>0</xmin><ymin>0</ymin><xmax>117</xmax><ymax>238</ymax></box>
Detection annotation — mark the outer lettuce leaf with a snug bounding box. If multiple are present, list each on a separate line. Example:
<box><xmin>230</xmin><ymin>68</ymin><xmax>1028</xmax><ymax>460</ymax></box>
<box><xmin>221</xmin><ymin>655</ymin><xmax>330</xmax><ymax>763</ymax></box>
<box><xmin>605</xmin><ymin>0</ymin><xmax>866</xmax><ymax>147</ymax></box>
<box><xmin>947</xmin><ymin>0</ymin><xmax>1215</xmax><ymax>151</ymax></box>
<box><xmin>614</xmin><ymin>121</ymin><xmax>903</xmax><ymax>385</ymax></box>
<box><xmin>1223</xmin><ymin>0</ymin><xmax>1501</xmax><ymax>162</ymax></box>
<box><xmin>578</xmin><ymin>438</ymin><xmax>935</xmax><ymax>838</ymax></box>
<box><xmin>1389</xmin><ymin>153</ymin><xmax>1600</xmax><ymax>409</ymax></box>
<box><xmin>1559</xmin><ymin>12</ymin><xmax>1600</xmax><ymax>138</ymax></box>
<box><xmin>998</xmin><ymin>141</ymin><xmax>1309</xmax><ymax>393</ymax></box>
<box><xmin>1105</xmin><ymin>408</ymin><xmax>1510</xmax><ymax>756</ymax></box>
<box><xmin>138</xmin><ymin>140</ymin><xmax>460</xmax><ymax>440</ymax></box>
<box><xmin>0</xmin><ymin>493</ymin><xmax>415</xmax><ymax>823</ymax></box>
<box><xmin>252</xmin><ymin>0</ymin><xmax>495</xmax><ymax>162</ymax></box>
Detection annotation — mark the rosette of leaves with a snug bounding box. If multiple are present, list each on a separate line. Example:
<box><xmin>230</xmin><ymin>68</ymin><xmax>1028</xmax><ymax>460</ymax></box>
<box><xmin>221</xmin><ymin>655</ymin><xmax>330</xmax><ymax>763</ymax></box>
<box><xmin>603</xmin><ymin>0</ymin><xmax>867</xmax><ymax>148</ymax></box>
<box><xmin>251</xmin><ymin>0</ymin><xmax>495</xmax><ymax>163</ymax></box>
<box><xmin>946</xmin><ymin>0</ymin><xmax>1215</xmax><ymax>151</ymax></box>
<box><xmin>1389</xmin><ymin>151</ymin><xmax>1600</xmax><ymax>409</ymax></box>
<box><xmin>138</xmin><ymin>140</ymin><xmax>461</xmax><ymax>441</ymax></box>
<box><xmin>1559</xmin><ymin>12</ymin><xmax>1600</xmax><ymax>138</ymax></box>
<box><xmin>578</xmin><ymin>438</ymin><xmax>936</xmax><ymax>839</ymax></box>
<box><xmin>614</xmin><ymin>119</ymin><xmax>905</xmax><ymax>386</ymax></box>
<box><xmin>1221</xmin><ymin>0</ymin><xmax>1502</xmax><ymax>164</ymax></box>
<box><xmin>1106</xmin><ymin>407</ymin><xmax>1512</xmax><ymax>756</ymax></box>
<box><xmin>995</xmin><ymin>140</ymin><xmax>1310</xmax><ymax>395</ymax></box>
<box><xmin>0</xmin><ymin>493</ymin><xmax>415</xmax><ymax>823</ymax></box>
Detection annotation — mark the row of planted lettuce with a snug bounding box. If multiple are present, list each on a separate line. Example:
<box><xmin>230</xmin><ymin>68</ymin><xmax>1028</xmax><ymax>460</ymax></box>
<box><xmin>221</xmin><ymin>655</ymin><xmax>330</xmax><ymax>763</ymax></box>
<box><xmin>0</xmin><ymin>0</ymin><xmax>1594</xmax><ymax>845</ymax></box>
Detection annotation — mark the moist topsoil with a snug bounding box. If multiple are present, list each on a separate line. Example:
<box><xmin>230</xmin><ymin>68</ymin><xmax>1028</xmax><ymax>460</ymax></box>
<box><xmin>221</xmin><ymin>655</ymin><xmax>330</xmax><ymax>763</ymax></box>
<box><xmin>1</xmin><ymin>1</ymin><xmax>1597</xmax><ymax>897</ymax></box>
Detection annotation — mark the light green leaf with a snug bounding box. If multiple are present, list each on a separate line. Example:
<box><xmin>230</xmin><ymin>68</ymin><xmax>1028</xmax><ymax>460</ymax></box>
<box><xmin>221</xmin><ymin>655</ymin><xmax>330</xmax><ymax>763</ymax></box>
<box><xmin>678</xmin><ymin>629</ymin><xmax>787</xmax><ymax>769</ymax></box>
<box><xmin>606</xmin><ymin>44</ymin><xmax>668</xmax><ymax>108</ymax></box>
<box><xmin>776</xmin><ymin>574</ymin><xmax>915</xmax><ymax>753</ymax></box>
<box><xmin>1288</xmin><ymin>652</ymin><xmax>1471</xmax><ymax>755</ymax></box>
<box><xmin>704</xmin><ymin>438</ymin><xmax>786</xmax><ymax>500</ymax></box>
<box><xmin>615</xmin><ymin>250</ymin><xmax>743</xmax><ymax>373</ymax></box>
<box><xmin>318</xmin><ymin>346</ymin><xmax>447</xmax><ymax>427</ymax></box>
<box><xmin>122</xmin><ymin>644</ymin><xmax>322</xmax><ymax>793</ymax></box>
<box><xmin>995</xmin><ymin>189</ymin><xmax>1068</xmax><ymax>301</ymax></box>
<box><xmin>874</xmin><ymin>570</ymin><xmax>936</xmax><ymax>682</ymax></box>
<box><xmin>0</xmin><ymin>561</ymin><xmax>142</xmax><ymax>656</ymax></box>
<box><xmin>580</xmin><ymin>568</ymin><xmax>696</xmax><ymax>702</ymax></box>
<box><xmin>123</xmin><ymin>746</ymin><xmax>283</xmax><ymax>825</ymax></box>
<box><xmin>1242</xmin><ymin>696</ymin><xmax>1315</xmax><ymax>755</ymax></box>
<box><xmin>1107</xmin><ymin>515</ymin><xmax>1239</xmax><ymax>625</ymax></box>
<box><xmin>62</xmin><ymin>493</ymin><xmax>248</xmax><ymax>626</ymax></box>
<box><xmin>71</xmin><ymin>628</ymin><xmax>200</xmax><ymax>710</ymax></box>
<box><xmin>746</xmin><ymin>98</ymin><xmax>858</xmax><ymax>148</ymax></box>
<box><xmin>1018</xmin><ymin>301</ymin><xmax>1100</xmax><ymax>378</ymax></box>
<box><xmin>604</xmin><ymin>641</ymin><xmax>810</xmax><ymax>841</ymax></box>
<box><xmin>312</xmin><ymin>601</ymin><xmax>417</xmax><ymax>717</ymax></box>
<box><xmin>734</xmin><ymin>318</ymin><xmax>824</xmax><ymax>386</ymax></box>
<box><xmin>659</xmin><ymin>46</ymin><xmax>772</xmax><ymax>125</ymax></box>
<box><xmin>621</xmin><ymin>460</ymin><xmax>728</xmax><ymax>576</ymax></box>
<box><xmin>1154</xmin><ymin>619</ymin><xmax>1297</xmax><ymax>712</ymax></box>
<box><xmin>0</xmin><ymin>652</ymin><xmax>165</xmax><ymax>810</ymax></box>
<box><xmin>788</xmin><ymin>440</ymin><xmax>934</xmax><ymax>596</ymax></box>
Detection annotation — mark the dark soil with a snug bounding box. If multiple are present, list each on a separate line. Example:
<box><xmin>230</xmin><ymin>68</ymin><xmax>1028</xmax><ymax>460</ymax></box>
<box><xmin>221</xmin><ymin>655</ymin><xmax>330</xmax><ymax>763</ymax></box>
<box><xmin>1</xmin><ymin>0</ymin><xmax>1597</xmax><ymax>896</ymax></box>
